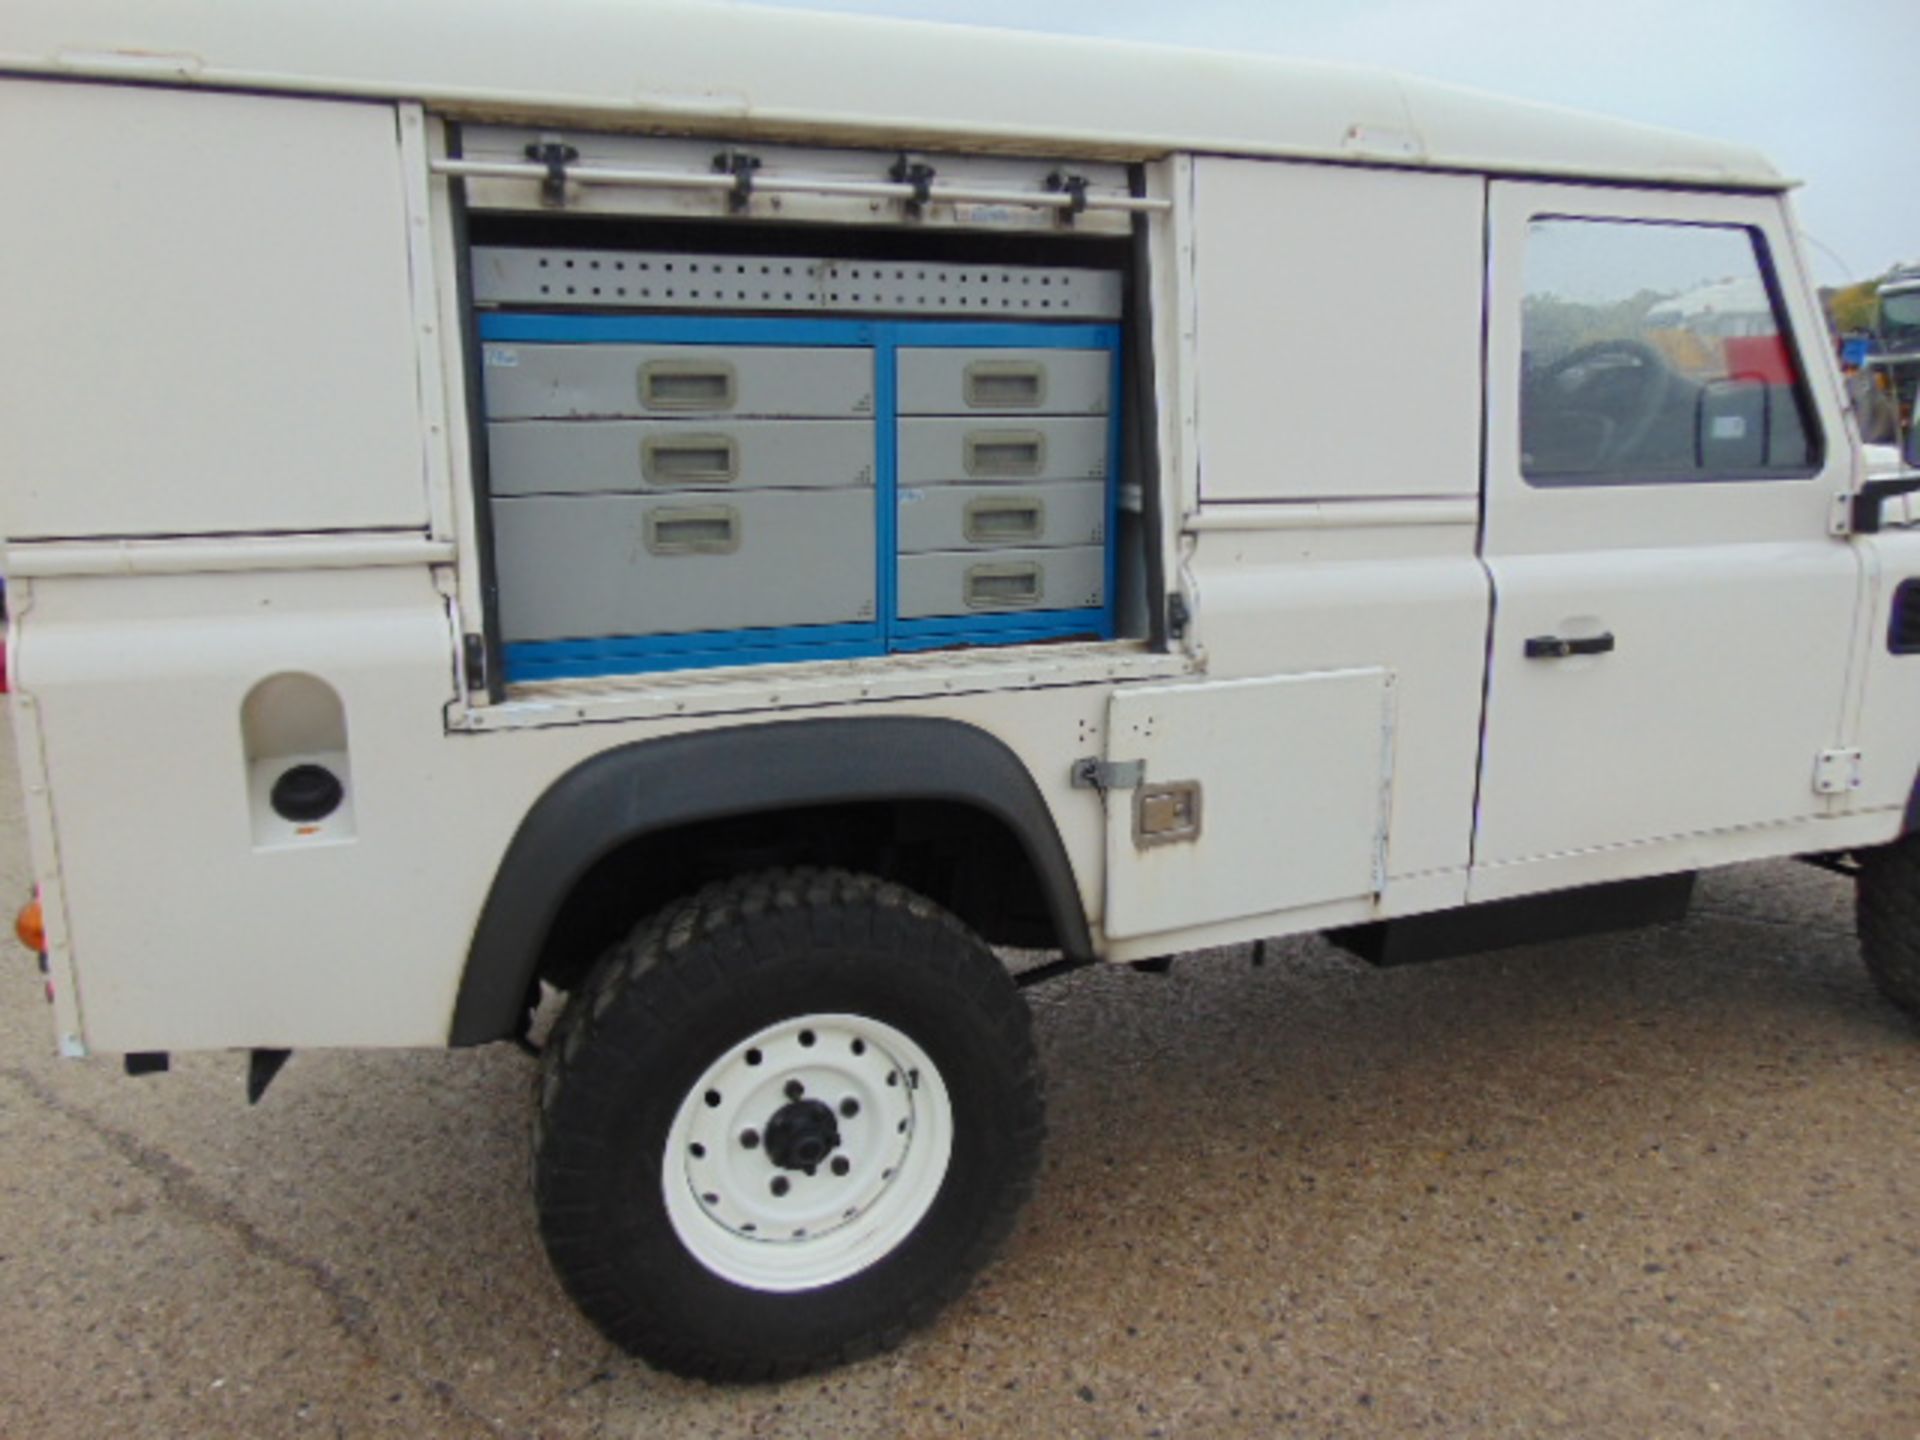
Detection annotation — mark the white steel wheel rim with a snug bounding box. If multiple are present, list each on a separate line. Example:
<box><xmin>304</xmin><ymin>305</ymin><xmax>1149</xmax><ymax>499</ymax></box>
<box><xmin>662</xmin><ymin>1012</ymin><xmax>954</xmax><ymax>1293</ymax></box>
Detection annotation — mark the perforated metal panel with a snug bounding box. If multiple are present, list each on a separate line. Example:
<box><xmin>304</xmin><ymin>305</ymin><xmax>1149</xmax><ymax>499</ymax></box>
<box><xmin>472</xmin><ymin>247</ymin><xmax>1123</xmax><ymax>319</ymax></box>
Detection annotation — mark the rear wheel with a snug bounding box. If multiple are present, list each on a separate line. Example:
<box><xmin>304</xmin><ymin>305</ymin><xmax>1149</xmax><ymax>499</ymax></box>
<box><xmin>533</xmin><ymin>868</ymin><xmax>1044</xmax><ymax>1380</ymax></box>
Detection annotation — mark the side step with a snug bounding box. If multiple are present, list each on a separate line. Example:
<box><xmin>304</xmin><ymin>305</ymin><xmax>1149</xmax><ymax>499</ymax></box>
<box><xmin>1326</xmin><ymin>872</ymin><xmax>1697</xmax><ymax>968</ymax></box>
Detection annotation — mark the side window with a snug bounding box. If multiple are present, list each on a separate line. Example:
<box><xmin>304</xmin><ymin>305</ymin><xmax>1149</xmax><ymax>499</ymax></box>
<box><xmin>1520</xmin><ymin>219</ymin><xmax>1821</xmax><ymax>484</ymax></box>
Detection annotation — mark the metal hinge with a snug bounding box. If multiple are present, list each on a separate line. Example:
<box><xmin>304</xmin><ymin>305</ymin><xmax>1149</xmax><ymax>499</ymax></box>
<box><xmin>889</xmin><ymin>153</ymin><xmax>937</xmax><ymax>219</ymax></box>
<box><xmin>524</xmin><ymin>136</ymin><xmax>579</xmax><ymax>208</ymax></box>
<box><xmin>1813</xmin><ymin>748</ymin><xmax>1863</xmax><ymax>795</ymax></box>
<box><xmin>1046</xmin><ymin>169</ymin><xmax>1091</xmax><ymax>225</ymax></box>
<box><xmin>1072</xmin><ymin>757</ymin><xmax>1144</xmax><ymax>794</ymax></box>
<box><xmin>462</xmin><ymin>633</ymin><xmax>490</xmax><ymax>692</ymax></box>
<box><xmin>713</xmin><ymin>147</ymin><xmax>763</xmax><ymax>213</ymax></box>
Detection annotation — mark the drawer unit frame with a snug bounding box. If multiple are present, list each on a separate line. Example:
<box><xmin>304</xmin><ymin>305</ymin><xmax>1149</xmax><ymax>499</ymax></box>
<box><xmin>479</xmin><ymin>311</ymin><xmax>1122</xmax><ymax>681</ymax></box>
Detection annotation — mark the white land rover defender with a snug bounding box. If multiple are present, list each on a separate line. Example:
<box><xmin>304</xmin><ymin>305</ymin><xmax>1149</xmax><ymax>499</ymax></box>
<box><xmin>7</xmin><ymin>0</ymin><xmax>1920</xmax><ymax>1381</ymax></box>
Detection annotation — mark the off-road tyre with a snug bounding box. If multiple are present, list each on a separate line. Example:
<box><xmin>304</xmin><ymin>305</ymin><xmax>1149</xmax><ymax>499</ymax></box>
<box><xmin>533</xmin><ymin>868</ymin><xmax>1045</xmax><ymax>1381</ymax></box>
<box><xmin>1855</xmin><ymin>835</ymin><xmax>1920</xmax><ymax>1018</ymax></box>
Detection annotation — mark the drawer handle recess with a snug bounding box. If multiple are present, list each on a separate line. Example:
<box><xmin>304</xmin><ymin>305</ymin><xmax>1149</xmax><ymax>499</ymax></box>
<box><xmin>640</xmin><ymin>360</ymin><xmax>737</xmax><ymax>412</ymax></box>
<box><xmin>964</xmin><ymin>495</ymin><xmax>1046</xmax><ymax>543</ymax></box>
<box><xmin>645</xmin><ymin>505</ymin><xmax>740</xmax><ymax>556</ymax></box>
<box><xmin>964</xmin><ymin>430</ymin><xmax>1047</xmax><ymax>477</ymax></box>
<box><xmin>964</xmin><ymin>361</ymin><xmax>1047</xmax><ymax>410</ymax></box>
<box><xmin>642</xmin><ymin>433</ymin><xmax>740</xmax><ymax>484</ymax></box>
<box><xmin>965</xmin><ymin>561</ymin><xmax>1044</xmax><ymax>610</ymax></box>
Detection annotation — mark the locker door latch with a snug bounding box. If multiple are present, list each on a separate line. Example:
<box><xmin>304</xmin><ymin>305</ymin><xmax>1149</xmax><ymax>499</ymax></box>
<box><xmin>890</xmin><ymin>154</ymin><xmax>937</xmax><ymax>219</ymax></box>
<box><xmin>1134</xmin><ymin>780</ymin><xmax>1203</xmax><ymax>847</ymax></box>
<box><xmin>1072</xmin><ymin>757</ymin><xmax>1144</xmax><ymax>795</ymax></box>
<box><xmin>713</xmin><ymin>148</ymin><xmax>763</xmax><ymax>213</ymax></box>
<box><xmin>1046</xmin><ymin>170</ymin><xmax>1091</xmax><ymax>224</ymax></box>
<box><xmin>524</xmin><ymin>137</ymin><xmax>580</xmax><ymax>208</ymax></box>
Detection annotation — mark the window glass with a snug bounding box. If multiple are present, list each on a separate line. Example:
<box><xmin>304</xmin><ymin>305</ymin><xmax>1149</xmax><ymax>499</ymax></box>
<box><xmin>1521</xmin><ymin>220</ymin><xmax>1819</xmax><ymax>483</ymax></box>
<box><xmin>1882</xmin><ymin>287</ymin><xmax>1920</xmax><ymax>346</ymax></box>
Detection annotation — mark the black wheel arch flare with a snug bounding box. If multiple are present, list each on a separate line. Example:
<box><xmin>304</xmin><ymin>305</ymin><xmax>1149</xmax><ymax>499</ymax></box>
<box><xmin>450</xmin><ymin>715</ymin><xmax>1094</xmax><ymax>1045</ymax></box>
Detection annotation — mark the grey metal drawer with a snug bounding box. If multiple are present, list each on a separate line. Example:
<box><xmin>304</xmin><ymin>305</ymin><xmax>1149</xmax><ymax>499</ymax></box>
<box><xmin>483</xmin><ymin>344</ymin><xmax>874</xmax><ymax>420</ymax></box>
<box><xmin>897</xmin><ymin>417</ymin><xmax>1109</xmax><ymax>486</ymax></box>
<box><xmin>897</xmin><ymin>544</ymin><xmax>1105</xmax><ymax>619</ymax></box>
<box><xmin>897</xmin><ymin>480</ymin><xmax>1106</xmax><ymax>554</ymax></box>
<box><xmin>487</xmin><ymin>418</ymin><xmax>874</xmax><ymax>496</ymax></box>
<box><xmin>492</xmin><ymin>490</ymin><xmax>875</xmax><ymax>641</ymax></box>
<box><xmin>896</xmin><ymin>348</ymin><xmax>1110</xmax><ymax>416</ymax></box>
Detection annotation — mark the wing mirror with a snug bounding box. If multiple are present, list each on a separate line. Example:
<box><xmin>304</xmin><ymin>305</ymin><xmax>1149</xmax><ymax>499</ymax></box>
<box><xmin>1854</xmin><ymin>467</ymin><xmax>1920</xmax><ymax>534</ymax></box>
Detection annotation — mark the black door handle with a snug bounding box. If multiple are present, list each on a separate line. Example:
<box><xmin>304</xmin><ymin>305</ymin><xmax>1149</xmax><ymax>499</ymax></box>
<box><xmin>1525</xmin><ymin>632</ymin><xmax>1616</xmax><ymax>659</ymax></box>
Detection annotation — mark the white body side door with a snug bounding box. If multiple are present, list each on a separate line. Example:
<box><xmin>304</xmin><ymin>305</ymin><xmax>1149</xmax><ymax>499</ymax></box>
<box><xmin>1472</xmin><ymin>183</ymin><xmax>1861</xmax><ymax>897</ymax></box>
<box><xmin>1099</xmin><ymin>157</ymin><xmax>1490</xmax><ymax>945</ymax></box>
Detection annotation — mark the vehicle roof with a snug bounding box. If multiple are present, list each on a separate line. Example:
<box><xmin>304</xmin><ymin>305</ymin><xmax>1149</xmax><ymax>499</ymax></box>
<box><xmin>0</xmin><ymin>0</ymin><xmax>1788</xmax><ymax>191</ymax></box>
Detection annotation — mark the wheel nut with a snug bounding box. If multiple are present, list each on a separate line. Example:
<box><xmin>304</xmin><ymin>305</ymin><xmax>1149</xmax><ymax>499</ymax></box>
<box><xmin>785</xmin><ymin>1079</ymin><xmax>805</xmax><ymax>1101</ymax></box>
<box><xmin>740</xmin><ymin>1129</ymin><xmax>760</xmax><ymax>1150</ymax></box>
<box><xmin>831</xmin><ymin>1156</ymin><xmax>850</xmax><ymax>1177</ymax></box>
<box><xmin>839</xmin><ymin>1098</ymin><xmax>860</xmax><ymax>1118</ymax></box>
<box><xmin>770</xmin><ymin>1176</ymin><xmax>790</xmax><ymax>1197</ymax></box>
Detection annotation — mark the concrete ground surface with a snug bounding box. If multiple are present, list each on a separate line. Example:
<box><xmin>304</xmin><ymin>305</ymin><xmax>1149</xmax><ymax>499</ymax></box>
<box><xmin>1</xmin><ymin>712</ymin><xmax>1917</xmax><ymax>1440</ymax></box>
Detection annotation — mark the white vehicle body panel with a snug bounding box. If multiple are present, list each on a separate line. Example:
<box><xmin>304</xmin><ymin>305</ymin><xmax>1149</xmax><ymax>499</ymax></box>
<box><xmin>18</xmin><ymin>568</ymin><xmax>460</xmax><ymax>1051</ymax></box>
<box><xmin>1190</xmin><ymin>159</ymin><xmax>1485</xmax><ymax>504</ymax></box>
<box><xmin>0</xmin><ymin>82</ymin><xmax>430</xmax><ymax>540</ymax></box>
<box><xmin>1472</xmin><ymin>183</ymin><xmax>1871</xmax><ymax>887</ymax></box>
<box><xmin>16</xmin><ymin>557</ymin><xmax>1156</xmax><ymax>1051</ymax></box>
<box><xmin>3</xmin><ymin>2</ymin><xmax>1917</xmax><ymax>1065</ymax></box>
<box><xmin>0</xmin><ymin>0</ymin><xmax>1784</xmax><ymax>189</ymax></box>
<box><xmin>1185</xmin><ymin>527</ymin><xmax>1489</xmax><ymax>893</ymax></box>
<box><xmin>1102</xmin><ymin>669</ymin><xmax>1393</xmax><ymax>939</ymax></box>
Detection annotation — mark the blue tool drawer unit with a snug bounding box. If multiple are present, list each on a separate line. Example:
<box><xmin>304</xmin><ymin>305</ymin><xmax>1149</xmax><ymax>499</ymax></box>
<box><xmin>478</xmin><ymin>307</ymin><xmax>1121</xmax><ymax>682</ymax></box>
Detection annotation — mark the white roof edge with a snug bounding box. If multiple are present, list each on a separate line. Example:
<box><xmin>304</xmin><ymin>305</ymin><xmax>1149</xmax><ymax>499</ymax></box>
<box><xmin>0</xmin><ymin>0</ymin><xmax>1789</xmax><ymax>192</ymax></box>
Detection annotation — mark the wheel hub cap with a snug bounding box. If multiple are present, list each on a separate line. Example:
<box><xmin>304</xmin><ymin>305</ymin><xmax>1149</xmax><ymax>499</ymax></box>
<box><xmin>763</xmin><ymin>1098</ymin><xmax>840</xmax><ymax>1171</ymax></box>
<box><xmin>661</xmin><ymin>1012</ymin><xmax>954</xmax><ymax>1293</ymax></box>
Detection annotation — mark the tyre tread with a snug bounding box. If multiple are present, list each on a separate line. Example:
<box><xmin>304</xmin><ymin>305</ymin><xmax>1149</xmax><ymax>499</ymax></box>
<box><xmin>534</xmin><ymin>867</ymin><xmax>1043</xmax><ymax>1381</ymax></box>
<box><xmin>1858</xmin><ymin>835</ymin><xmax>1920</xmax><ymax>1019</ymax></box>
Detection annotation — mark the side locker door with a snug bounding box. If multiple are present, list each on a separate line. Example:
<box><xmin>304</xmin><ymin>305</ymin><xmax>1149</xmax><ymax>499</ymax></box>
<box><xmin>1472</xmin><ymin>183</ymin><xmax>1861</xmax><ymax>895</ymax></box>
<box><xmin>1099</xmin><ymin>670</ymin><xmax>1395</xmax><ymax>942</ymax></box>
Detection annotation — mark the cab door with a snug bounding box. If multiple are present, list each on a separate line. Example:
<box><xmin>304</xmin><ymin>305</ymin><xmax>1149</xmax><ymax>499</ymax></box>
<box><xmin>1472</xmin><ymin>183</ymin><xmax>1861</xmax><ymax>895</ymax></box>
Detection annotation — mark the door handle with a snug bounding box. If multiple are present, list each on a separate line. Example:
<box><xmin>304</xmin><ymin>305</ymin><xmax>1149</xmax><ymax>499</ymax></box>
<box><xmin>1525</xmin><ymin>632</ymin><xmax>1616</xmax><ymax>659</ymax></box>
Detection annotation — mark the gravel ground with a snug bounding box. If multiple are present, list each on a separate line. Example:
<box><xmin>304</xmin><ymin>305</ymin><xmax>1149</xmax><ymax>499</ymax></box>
<box><xmin>2</xmin><ymin>709</ymin><xmax>1917</xmax><ymax>1439</ymax></box>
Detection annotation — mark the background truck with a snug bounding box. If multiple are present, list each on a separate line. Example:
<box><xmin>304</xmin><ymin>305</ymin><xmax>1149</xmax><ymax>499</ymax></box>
<box><xmin>8</xmin><ymin>0</ymin><xmax>1920</xmax><ymax>1382</ymax></box>
<box><xmin>1865</xmin><ymin>266</ymin><xmax>1920</xmax><ymax>442</ymax></box>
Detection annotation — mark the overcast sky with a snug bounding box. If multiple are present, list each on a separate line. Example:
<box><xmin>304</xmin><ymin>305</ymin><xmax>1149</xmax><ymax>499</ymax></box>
<box><xmin>748</xmin><ymin>0</ymin><xmax>1915</xmax><ymax>288</ymax></box>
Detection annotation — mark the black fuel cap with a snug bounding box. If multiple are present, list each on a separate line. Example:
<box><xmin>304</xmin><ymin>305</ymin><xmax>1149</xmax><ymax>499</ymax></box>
<box><xmin>270</xmin><ymin>764</ymin><xmax>344</xmax><ymax>823</ymax></box>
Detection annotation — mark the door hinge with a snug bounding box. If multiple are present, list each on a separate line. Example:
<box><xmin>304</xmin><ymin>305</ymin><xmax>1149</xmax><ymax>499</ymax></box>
<box><xmin>463</xmin><ymin>633</ymin><xmax>490</xmax><ymax>692</ymax></box>
<box><xmin>889</xmin><ymin>153</ymin><xmax>937</xmax><ymax>219</ymax></box>
<box><xmin>1072</xmin><ymin>757</ymin><xmax>1144</xmax><ymax>794</ymax></box>
<box><xmin>1813</xmin><ymin>748</ymin><xmax>1863</xmax><ymax>795</ymax></box>
<box><xmin>524</xmin><ymin>136</ymin><xmax>579</xmax><ymax>208</ymax></box>
<box><xmin>713</xmin><ymin>147</ymin><xmax>763</xmax><ymax>213</ymax></box>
